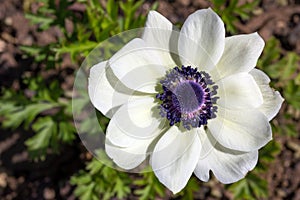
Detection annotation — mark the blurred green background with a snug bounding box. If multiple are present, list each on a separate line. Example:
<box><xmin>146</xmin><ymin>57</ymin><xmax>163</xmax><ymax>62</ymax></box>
<box><xmin>0</xmin><ymin>0</ymin><xmax>299</xmax><ymax>199</ymax></box>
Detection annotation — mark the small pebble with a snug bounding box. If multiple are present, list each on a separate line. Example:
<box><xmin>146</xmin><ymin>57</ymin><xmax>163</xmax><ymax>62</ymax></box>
<box><xmin>4</xmin><ymin>17</ymin><xmax>12</xmax><ymax>26</ymax></box>
<box><xmin>43</xmin><ymin>187</ymin><xmax>56</xmax><ymax>200</ymax></box>
<box><xmin>0</xmin><ymin>39</ymin><xmax>6</xmax><ymax>52</ymax></box>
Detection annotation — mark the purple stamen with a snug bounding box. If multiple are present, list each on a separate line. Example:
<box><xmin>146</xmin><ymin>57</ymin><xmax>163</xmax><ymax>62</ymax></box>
<box><xmin>156</xmin><ymin>66</ymin><xmax>218</xmax><ymax>130</ymax></box>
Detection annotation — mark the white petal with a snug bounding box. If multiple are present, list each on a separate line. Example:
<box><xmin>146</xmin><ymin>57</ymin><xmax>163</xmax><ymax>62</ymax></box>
<box><xmin>105</xmin><ymin>138</ymin><xmax>153</xmax><ymax>170</ymax></box>
<box><xmin>151</xmin><ymin>126</ymin><xmax>201</xmax><ymax>194</ymax></box>
<box><xmin>250</xmin><ymin>69</ymin><xmax>284</xmax><ymax>120</ymax></box>
<box><xmin>195</xmin><ymin>131</ymin><xmax>258</xmax><ymax>184</ymax></box>
<box><xmin>208</xmin><ymin>106</ymin><xmax>272</xmax><ymax>151</ymax></box>
<box><xmin>144</xmin><ymin>11</ymin><xmax>173</xmax><ymax>31</ymax></box>
<box><xmin>192</xmin><ymin>128</ymin><xmax>212</xmax><ymax>182</ymax></box>
<box><xmin>211</xmin><ymin>33</ymin><xmax>265</xmax><ymax>81</ymax></box>
<box><xmin>217</xmin><ymin>73</ymin><xmax>263</xmax><ymax>109</ymax></box>
<box><xmin>142</xmin><ymin>11</ymin><xmax>179</xmax><ymax>68</ymax></box>
<box><xmin>88</xmin><ymin>61</ymin><xmax>142</xmax><ymax>118</ymax></box>
<box><xmin>106</xmin><ymin>97</ymin><xmax>164</xmax><ymax>148</ymax></box>
<box><xmin>109</xmin><ymin>38</ymin><xmax>167</xmax><ymax>93</ymax></box>
<box><xmin>178</xmin><ymin>8</ymin><xmax>225</xmax><ymax>71</ymax></box>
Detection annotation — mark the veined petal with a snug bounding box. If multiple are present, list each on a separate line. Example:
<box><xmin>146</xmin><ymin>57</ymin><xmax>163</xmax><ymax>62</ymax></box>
<box><xmin>178</xmin><ymin>8</ymin><xmax>225</xmax><ymax>71</ymax></box>
<box><xmin>211</xmin><ymin>33</ymin><xmax>265</xmax><ymax>81</ymax></box>
<box><xmin>109</xmin><ymin>38</ymin><xmax>167</xmax><ymax>93</ymax></box>
<box><xmin>195</xmin><ymin>130</ymin><xmax>258</xmax><ymax>184</ymax></box>
<box><xmin>250</xmin><ymin>69</ymin><xmax>284</xmax><ymax>120</ymax></box>
<box><xmin>192</xmin><ymin>128</ymin><xmax>212</xmax><ymax>182</ymax></box>
<box><xmin>106</xmin><ymin>97</ymin><xmax>163</xmax><ymax>148</ymax></box>
<box><xmin>88</xmin><ymin>61</ymin><xmax>142</xmax><ymax>118</ymax></box>
<box><xmin>151</xmin><ymin>126</ymin><xmax>201</xmax><ymax>194</ymax></box>
<box><xmin>208</xmin><ymin>106</ymin><xmax>272</xmax><ymax>152</ymax></box>
<box><xmin>105</xmin><ymin>138</ymin><xmax>153</xmax><ymax>170</ymax></box>
<box><xmin>217</xmin><ymin>73</ymin><xmax>263</xmax><ymax>109</ymax></box>
<box><xmin>144</xmin><ymin>11</ymin><xmax>173</xmax><ymax>31</ymax></box>
<box><xmin>142</xmin><ymin>11</ymin><xmax>179</xmax><ymax>68</ymax></box>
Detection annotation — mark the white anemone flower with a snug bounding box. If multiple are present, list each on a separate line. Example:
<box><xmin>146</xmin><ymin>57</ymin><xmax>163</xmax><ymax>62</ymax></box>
<box><xmin>88</xmin><ymin>8</ymin><xmax>284</xmax><ymax>193</ymax></box>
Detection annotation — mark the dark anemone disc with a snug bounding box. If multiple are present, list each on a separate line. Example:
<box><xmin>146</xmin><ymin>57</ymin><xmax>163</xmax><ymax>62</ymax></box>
<box><xmin>156</xmin><ymin>66</ymin><xmax>218</xmax><ymax>130</ymax></box>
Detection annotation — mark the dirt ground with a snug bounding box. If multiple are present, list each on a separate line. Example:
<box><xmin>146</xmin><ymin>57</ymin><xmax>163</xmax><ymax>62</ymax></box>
<box><xmin>0</xmin><ymin>0</ymin><xmax>300</xmax><ymax>199</ymax></box>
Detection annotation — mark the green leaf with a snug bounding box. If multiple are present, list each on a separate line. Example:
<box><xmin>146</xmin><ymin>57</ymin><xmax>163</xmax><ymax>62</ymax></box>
<box><xmin>107</xmin><ymin>0</ymin><xmax>118</xmax><ymax>20</ymax></box>
<box><xmin>247</xmin><ymin>174</ymin><xmax>268</xmax><ymax>198</ymax></box>
<box><xmin>2</xmin><ymin>102</ymin><xmax>57</xmax><ymax>129</ymax></box>
<box><xmin>255</xmin><ymin>140</ymin><xmax>281</xmax><ymax>171</ymax></box>
<box><xmin>177</xmin><ymin>176</ymin><xmax>200</xmax><ymax>200</ymax></box>
<box><xmin>55</xmin><ymin>40</ymin><xmax>98</xmax><ymax>62</ymax></box>
<box><xmin>134</xmin><ymin>170</ymin><xmax>166</xmax><ymax>200</ymax></box>
<box><xmin>113</xmin><ymin>178</ymin><xmax>131</xmax><ymax>199</ymax></box>
<box><xmin>120</xmin><ymin>0</ymin><xmax>145</xmax><ymax>30</ymax></box>
<box><xmin>229</xmin><ymin>173</ymin><xmax>268</xmax><ymax>200</ymax></box>
<box><xmin>58</xmin><ymin>121</ymin><xmax>76</xmax><ymax>142</ymax></box>
<box><xmin>26</xmin><ymin>117</ymin><xmax>57</xmax><ymax>150</ymax></box>
<box><xmin>25</xmin><ymin>13</ymin><xmax>54</xmax><ymax>30</ymax></box>
<box><xmin>212</xmin><ymin>0</ymin><xmax>259</xmax><ymax>33</ymax></box>
<box><xmin>71</xmin><ymin>151</ymin><xmax>131</xmax><ymax>200</ymax></box>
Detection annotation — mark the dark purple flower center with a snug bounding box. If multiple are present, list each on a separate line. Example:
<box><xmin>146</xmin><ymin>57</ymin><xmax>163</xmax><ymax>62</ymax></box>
<box><xmin>172</xmin><ymin>81</ymin><xmax>204</xmax><ymax>113</ymax></box>
<box><xmin>156</xmin><ymin>66</ymin><xmax>218</xmax><ymax>130</ymax></box>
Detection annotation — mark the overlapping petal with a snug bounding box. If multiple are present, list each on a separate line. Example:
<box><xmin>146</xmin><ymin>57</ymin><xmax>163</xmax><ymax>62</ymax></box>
<box><xmin>88</xmin><ymin>61</ymin><xmax>143</xmax><ymax>118</ymax></box>
<box><xmin>210</xmin><ymin>33</ymin><xmax>265</xmax><ymax>81</ymax></box>
<box><xmin>250</xmin><ymin>69</ymin><xmax>284</xmax><ymax>120</ymax></box>
<box><xmin>106</xmin><ymin>138</ymin><xmax>154</xmax><ymax>170</ymax></box>
<box><xmin>142</xmin><ymin>11</ymin><xmax>179</xmax><ymax>67</ymax></box>
<box><xmin>151</xmin><ymin>126</ymin><xmax>201</xmax><ymax>194</ymax></box>
<box><xmin>216</xmin><ymin>73</ymin><xmax>263</xmax><ymax>109</ymax></box>
<box><xmin>109</xmin><ymin>38</ymin><xmax>168</xmax><ymax>93</ymax></box>
<box><xmin>194</xmin><ymin>130</ymin><xmax>258</xmax><ymax>183</ymax></box>
<box><xmin>178</xmin><ymin>8</ymin><xmax>225</xmax><ymax>71</ymax></box>
<box><xmin>106</xmin><ymin>97</ymin><xmax>163</xmax><ymax>148</ymax></box>
<box><xmin>207</xmin><ymin>106</ymin><xmax>272</xmax><ymax>152</ymax></box>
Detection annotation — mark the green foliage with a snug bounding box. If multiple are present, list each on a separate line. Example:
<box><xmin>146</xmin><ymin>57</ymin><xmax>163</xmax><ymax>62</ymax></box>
<box><xmin>0</xmin><ymin>54</ymin><xmax>76</xmax><ymax>159</ymax></box>
<box><xmin>20</xmin><ymin>45</ymin><xmax>57</xmax><ymax>68</ymax></box>
<box><xmin>0</xmin><ymin>90</ymin><xmax>57</xmax><ymax>129</ymax></box>
<box><xmin>229</xmin><ymin>173</ymin><xmax>268</xmax><ymax>200</ymax></box>
<box><xmin>0</xmin><ymin>79</ymin><xmax>76</xmax><ymax>159</ymax></box>
<box><xmin>71</xmin><ymin>151</ymin><xmax>131</xmax><ymax>200</ymax></box>
<box><xmin>14</xmin><ymin>1</ymin><xmax>162</xmax><ymax>199</ymax></box>
<box><xmin>4</xmin><ymin>0</ymin><xmax>155</xmax><ymax>159</ymax></box>
<box><xmin>177</xmin><ymin>176</ymin><xmax>200</xmax><ymax>200</ymax></box>
<box><xmin>2</xmin><ymin>102</ymin><xmax>53</xmax><ymax>128</ymax></box>
<box><xmin>25</xmin><ymin>0</ymin><xmax>74</xmax><ymax>32</ymax></box>
<box><xmin>133</xmin><ymin>169</ymin><xmax>166</xmax><ymax>200</ymax></box>
<box><xmin>256</xmin><ymin>140</ymin><xmax>281</xmax><ymax>172</ymax></box>
<box><xmin>212</xmin><ymin>0</ymin><xmax>259</xmax><ymax>33</ymax></box>
<box><xmin>119</xmin><ymin>0</ymin><xmax>146</xmax><ymax>31</ymax></box>
<box><xmin>258</xmin><ymin>37</ymin><xmax>300</xmax><ymax>136</ymax></box>
<box><xmin>228</xmin><ymin>140</ymin><xmax>280</xmax><ymax>199</ymax></box>
<box><xmin>54</xmin><ymin>0</ymin><xmax>158</xmax><ymax>62</ymax></box>
<box><xmin>25</xmin><ymin>117</ymin><xmax>76</xmax><ymax>153</ymax></box>
<box><xmin>259</xmin><ymin>38</ymin><xmax>300</xmax><ymax>86</ymax></box>
<box><xmin>1</xmin><ymin>1</ymin><xmax>296</xmax><ymax>199</ymax></box>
